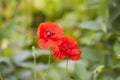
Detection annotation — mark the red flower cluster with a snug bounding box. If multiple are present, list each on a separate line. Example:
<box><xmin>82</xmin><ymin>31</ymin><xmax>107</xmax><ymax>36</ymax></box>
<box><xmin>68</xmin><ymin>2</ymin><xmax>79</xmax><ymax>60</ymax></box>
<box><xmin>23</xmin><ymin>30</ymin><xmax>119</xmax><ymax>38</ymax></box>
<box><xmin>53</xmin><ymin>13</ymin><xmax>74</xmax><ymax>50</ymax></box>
<box><xmin>37</xmin><ymin>22</ymin><xmax>82</xmax><ymax>61</ymax></box>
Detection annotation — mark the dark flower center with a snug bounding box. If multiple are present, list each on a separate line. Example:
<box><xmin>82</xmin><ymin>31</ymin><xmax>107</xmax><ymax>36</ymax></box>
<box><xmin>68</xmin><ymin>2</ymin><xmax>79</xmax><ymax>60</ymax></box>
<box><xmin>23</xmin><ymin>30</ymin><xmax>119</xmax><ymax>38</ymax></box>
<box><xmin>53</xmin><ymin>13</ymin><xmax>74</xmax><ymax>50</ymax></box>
<box><xmin>66</xmin><ymin>43</ymin><xmax>72</xmax><ymax>48</ymax></box>
<box><xmin>46</xmin><ymin>31</ymin><xmax>54</xmax><ymax>38</ymax></box>
<box><xmin>63</xmin><ymin>43</ymin><xmax>72</xmax><ymax>50</ymax></box>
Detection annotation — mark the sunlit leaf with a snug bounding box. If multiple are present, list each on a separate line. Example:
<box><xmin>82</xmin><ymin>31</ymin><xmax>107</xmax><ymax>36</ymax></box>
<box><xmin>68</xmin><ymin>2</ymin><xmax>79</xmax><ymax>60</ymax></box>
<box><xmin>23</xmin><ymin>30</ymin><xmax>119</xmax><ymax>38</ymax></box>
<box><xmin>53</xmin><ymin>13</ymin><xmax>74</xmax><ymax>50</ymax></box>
<box><xmin>79</xmin><ymin>18</ymin><xmax>102</xmax><ymax>30</ymax></box>
<box><xmin>113</xmin><ymin>41</ymin><xmax>120</xmax><ymax>58</ymax></box>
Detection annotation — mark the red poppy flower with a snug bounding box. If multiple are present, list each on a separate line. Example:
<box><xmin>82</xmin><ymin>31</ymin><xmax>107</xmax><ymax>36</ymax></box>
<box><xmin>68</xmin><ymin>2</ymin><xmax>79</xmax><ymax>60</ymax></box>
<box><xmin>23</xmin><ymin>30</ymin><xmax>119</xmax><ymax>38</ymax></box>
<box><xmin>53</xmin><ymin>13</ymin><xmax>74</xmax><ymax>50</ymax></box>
<box><xmin>37</xmin><ymin>22</ymin><xmax>63</xmax><ymax>48</ymax></box>
<box><xmin>53</xmin><ymin>36</ymin><xmax>82</xmax><ymax>61</ymax></box>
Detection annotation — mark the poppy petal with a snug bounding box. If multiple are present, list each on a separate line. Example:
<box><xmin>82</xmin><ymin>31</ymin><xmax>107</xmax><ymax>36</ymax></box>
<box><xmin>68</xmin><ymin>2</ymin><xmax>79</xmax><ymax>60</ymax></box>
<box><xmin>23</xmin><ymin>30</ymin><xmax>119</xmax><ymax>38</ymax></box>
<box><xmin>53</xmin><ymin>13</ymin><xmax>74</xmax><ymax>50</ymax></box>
<box><xmin>69</xmin><ymin>49</ymin><xmax>82</xmax><ymax>60</ymax></box>
<box><xmin>53</xmin><ymin>46</ymin><xmax>67</xmax><ymax>59</ymax></box>
<box><xmin>38</xmin><ymin>39</ymin><xmax>51</xmax><ymax>49</ymax></box>
<box><xmin>69</xmin><ymin>54</ymin><xmax>80</xmax><ymax>60</ymax></box>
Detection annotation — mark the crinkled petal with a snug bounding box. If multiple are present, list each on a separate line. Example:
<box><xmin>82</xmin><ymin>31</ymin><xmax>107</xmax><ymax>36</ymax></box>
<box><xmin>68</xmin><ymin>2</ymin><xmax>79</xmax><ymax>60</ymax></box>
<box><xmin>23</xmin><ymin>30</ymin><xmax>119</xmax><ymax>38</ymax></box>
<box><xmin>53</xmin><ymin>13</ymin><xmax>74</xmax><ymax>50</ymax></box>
<box><xmin>69</xmin><ymin>49</ymin><xmax>82</xmax><ymax>61</ymax></box>
<box><xmin>69</xmin><ymin>54</ymin><xmax>80</xmax><ymax>61</ymax></box>
<box><xmin>53</xmin><ymin>46</ymin><xmax>67</xmax><ymax>59</ymax></box>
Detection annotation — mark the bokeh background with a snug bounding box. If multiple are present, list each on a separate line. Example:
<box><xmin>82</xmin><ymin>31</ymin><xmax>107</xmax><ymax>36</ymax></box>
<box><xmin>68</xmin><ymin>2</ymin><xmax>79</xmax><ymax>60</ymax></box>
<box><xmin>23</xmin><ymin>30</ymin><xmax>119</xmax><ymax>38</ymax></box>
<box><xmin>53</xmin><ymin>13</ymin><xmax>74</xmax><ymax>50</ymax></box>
<box><xmin>0</xmin><ymin>0</ymin><xmax>120</xmax><ymax>80</ymax></box>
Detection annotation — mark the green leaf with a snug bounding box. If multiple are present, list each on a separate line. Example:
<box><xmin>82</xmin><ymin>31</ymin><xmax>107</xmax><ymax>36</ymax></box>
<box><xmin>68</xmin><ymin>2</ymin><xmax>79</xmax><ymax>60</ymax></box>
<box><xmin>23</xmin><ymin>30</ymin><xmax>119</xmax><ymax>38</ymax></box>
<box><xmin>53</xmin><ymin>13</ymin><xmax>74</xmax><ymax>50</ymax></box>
<box><xmin>47</xmin><ymin>68</ymin><xmax>62</xmax><ymax>80</ymax></box>
<box><xmin>116</xmin><ymin>77</ymin><xmax>120</xmax><ymax>80</ymax></box>
<box><xmin>109</xmin><ymin>6</ymin><xmax>120</xmax><ymax>23</ymax></box>
<box><xmin>0</xmin><ymin>22</ymin><xmax>16</xmax><ymax>38</ymax></box>
<box><xmin>74</xmin><ymin>61</ymin><xmax>91</xmax><ymax>80</ymax></box>
<box><xmin>0</xmin><ymin>57</ymin><xmax>14</xmax><ymax>74</ymax></box>
<box><xmin>113</xmin><ymin>41</ymin><xmax>120</xmax><ymax>58</ymax></box>
<box><xmin>16</xmin><ymin>70</ymin><xmax>32</xmax><ymax>80</ymax></box>
<box><xmin>57</xmin><ymin>13</ymin><xmax>78</xmax><ymax>29</ymax></box>
<box><xmin>13</xmin><ymin>50</ymin><xmax>49</xmax><ymax>63</ymax></box>
<box><xmin>0</xmin><ymin>57</ymin><xmax>12</xmax><ymax>66</ymax></box>
<box><xmin>109</xmin><ymin>1</ymin><xmax>120</xmax><ymax>31</ymax></box>
<box><xmin>81</xmin><ymin>47</ymin><xmax>103</xmax><ymax>63</ymax></box>
<box><xmin>79</xmin><ymin>18</ymin><xmax>102</xmax><ymax>30</ymax></box>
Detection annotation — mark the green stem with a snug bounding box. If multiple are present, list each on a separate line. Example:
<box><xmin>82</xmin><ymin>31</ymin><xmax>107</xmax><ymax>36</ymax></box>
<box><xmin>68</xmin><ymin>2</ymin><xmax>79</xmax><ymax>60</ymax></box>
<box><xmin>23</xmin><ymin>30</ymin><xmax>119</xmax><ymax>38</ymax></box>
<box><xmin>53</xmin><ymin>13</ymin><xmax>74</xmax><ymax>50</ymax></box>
<box><xmin>46</xmin><ymin>53</ymin><xmax>51</xmax><ymax>75</ymax></box>
<box><xmin>0</xmin><ymin>73</ymin><xmax>3</xmax><ymax>80</ymax></box>
<box><xmin>90</xmin><ymin>73</ymin><xmax>97</xmax><ymax>80</ymax></box>
<box><xmin>32</xmin><ymin>46</ymin><xmax>37</xmax><ymax>80</ymax></box>
<box><xmin>45</xmin><ymin>49</ymin><xmax>51</xmax><ymax>80</ymax></box>
<box><xmin>48</xmin><ymin>53</ymin><xmax>51</xmax><ymax>71</ymax></box>
<box><xmin>66</xmin><ymin>58</ymin><xmax>69</xmax><ymax>80</ymax></box>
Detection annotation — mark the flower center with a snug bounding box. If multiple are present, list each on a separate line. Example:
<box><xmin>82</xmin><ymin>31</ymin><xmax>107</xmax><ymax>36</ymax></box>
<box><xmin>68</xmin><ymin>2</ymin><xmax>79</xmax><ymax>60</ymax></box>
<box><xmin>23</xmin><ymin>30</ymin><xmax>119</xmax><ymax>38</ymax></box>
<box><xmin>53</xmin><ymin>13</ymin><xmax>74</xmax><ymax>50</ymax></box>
<box><xmin>46</xmin><ymin>31</ymin><xmax>54</xmax><ymax>38</ymax></box>
<box><xmin>64</xmin><ymin>43</ymin><xmax>72</xmax><ymax>50</ymax></box>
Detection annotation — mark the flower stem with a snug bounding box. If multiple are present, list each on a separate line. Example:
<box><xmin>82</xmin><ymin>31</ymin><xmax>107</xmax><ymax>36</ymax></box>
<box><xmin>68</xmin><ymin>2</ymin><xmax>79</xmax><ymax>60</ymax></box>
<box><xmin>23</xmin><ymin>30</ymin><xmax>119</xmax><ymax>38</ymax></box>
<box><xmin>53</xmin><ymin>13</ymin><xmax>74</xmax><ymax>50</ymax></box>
<box><xmin>32</xmin><ymin>46</ymin><xmax>37</xmax><ymax>80</ymax></box>
<box><xmin>90</xmin><ymin>73</ymin><xmax>98</xmax><ymax>80</ymax></box>
<box><xmin>0</xmin><ymin>73</ymin><xmax>3</xmax><ymax>80</ymax></box>
<box><xmin>46</xmin><ymin>49</ymin><xmax>51</xmax><ymax>80</ymax></box>
<box><xmin>66</xmin><ymin>58</ymin><xmax>69</xmax><ymax>80</ymax></box>
<box><xmin>48</xmin><ymin>52</ymin><xmax>51</xmax><ymax>71</ymax></box>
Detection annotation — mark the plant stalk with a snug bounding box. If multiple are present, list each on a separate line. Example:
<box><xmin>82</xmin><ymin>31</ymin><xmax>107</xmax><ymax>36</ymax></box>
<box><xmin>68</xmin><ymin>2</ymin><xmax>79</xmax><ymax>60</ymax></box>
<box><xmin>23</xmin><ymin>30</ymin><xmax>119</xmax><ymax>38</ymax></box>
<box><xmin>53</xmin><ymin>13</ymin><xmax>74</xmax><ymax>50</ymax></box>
<box><xmin>66</xmin><ymin>58</ymin><xmax>69</xmax><ymax>80</ymax></box>
<box><xmin>32</xmin><ymin>46</ymin><xmax>37</xmax><ymax>80</ymax></box>
<box><xmin>0</xmin><ymin>73</ymin><xmax>3</xmax><ymax>80</ymax></box>
<box><xmin>45</xmin><ymin>49</ymin><xmax>51</xmax><ymax>80</ymax></box>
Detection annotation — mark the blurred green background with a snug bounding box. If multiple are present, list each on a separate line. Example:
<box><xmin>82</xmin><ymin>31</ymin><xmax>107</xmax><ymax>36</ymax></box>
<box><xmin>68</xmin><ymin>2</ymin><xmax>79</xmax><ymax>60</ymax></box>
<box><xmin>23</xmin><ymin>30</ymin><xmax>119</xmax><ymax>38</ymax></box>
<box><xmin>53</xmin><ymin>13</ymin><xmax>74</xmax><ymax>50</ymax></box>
<box><xmin>0</xmin><ymin>0</ymin><xmax>120</xmax><ymax>80</ymax></box>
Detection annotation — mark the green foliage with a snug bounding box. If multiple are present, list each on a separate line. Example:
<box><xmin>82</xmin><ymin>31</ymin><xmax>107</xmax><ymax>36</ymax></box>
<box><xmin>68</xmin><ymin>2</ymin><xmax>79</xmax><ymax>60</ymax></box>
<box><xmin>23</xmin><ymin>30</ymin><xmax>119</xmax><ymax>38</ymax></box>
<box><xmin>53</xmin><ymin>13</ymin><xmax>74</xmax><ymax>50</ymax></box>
<box><xmin>113</xmin><ymin>41</ymin><xmax>120</xmax><ymax>58</ymax></box>
<box><xmin>74</xmin><ymin>61</ymin><xmax>91</xmax><ymax>80</ymax></box>
<box><xmin>0</xmin><ymin>0</ymin><xmax>120</xmax><ymax>80</ymax></box>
